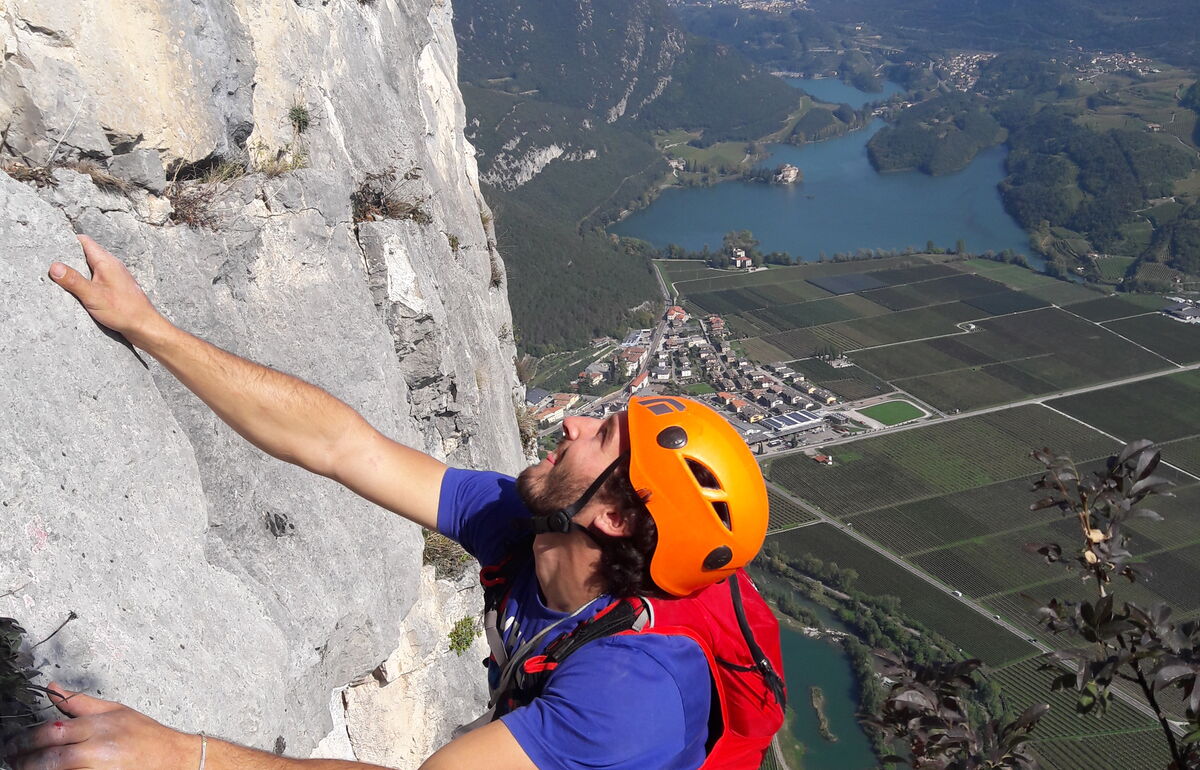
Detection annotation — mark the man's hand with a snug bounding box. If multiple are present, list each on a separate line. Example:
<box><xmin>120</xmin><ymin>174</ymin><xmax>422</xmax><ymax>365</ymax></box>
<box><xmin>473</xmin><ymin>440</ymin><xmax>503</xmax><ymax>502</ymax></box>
<box><xmin>50</xmin><ymin>235</ymin><xmax>167</xmax><ymax>348</ymax></box>
<box><xmin>2</xmin><ymin>683</ymin><xmax>199</xmax><ymax>770</ymax></box>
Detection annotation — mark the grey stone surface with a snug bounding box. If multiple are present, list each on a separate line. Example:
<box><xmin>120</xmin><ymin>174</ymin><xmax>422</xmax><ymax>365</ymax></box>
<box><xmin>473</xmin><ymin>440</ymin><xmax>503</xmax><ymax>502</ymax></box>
<box><xmin>0</xmin><ymin>0</ymin><xmax>523</xmax><ymax>764</ymax></box>
<box><xmin>107</xmin><ymin>149</ymin><xmax>167</xmax><ymax>194</ymax></box>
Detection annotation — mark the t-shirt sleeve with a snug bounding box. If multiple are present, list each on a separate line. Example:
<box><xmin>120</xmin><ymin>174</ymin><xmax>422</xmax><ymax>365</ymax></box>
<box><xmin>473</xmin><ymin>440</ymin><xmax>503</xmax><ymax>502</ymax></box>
<box><xmin>437</xmin><ymin>468</ymin><xmax>531</xmax><ymax>564</ymax></box>
<box><xmin>500</xmin><ymin>635</ymin><xmax>711</xmax><ymax>770</ymax></box>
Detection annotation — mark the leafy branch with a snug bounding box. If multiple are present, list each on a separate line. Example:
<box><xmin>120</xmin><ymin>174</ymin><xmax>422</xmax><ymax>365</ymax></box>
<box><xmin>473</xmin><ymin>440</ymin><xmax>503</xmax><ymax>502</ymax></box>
<box><xmin>1024</xmin><ymin>440</ymin><xmax>1198</xmax><ymax>768</ymax></box>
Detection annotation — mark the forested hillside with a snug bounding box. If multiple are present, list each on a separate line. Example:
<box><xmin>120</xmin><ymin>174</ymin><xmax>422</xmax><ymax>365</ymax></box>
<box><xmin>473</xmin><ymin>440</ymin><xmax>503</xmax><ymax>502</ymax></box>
<box><xmin>868</xmin><ymin>94</ymin><xmax>1005</xmax><ymax>175</ymax></box>
<box><xmin>454</xmin><ymin>0</ymin><xmax>800</xmax><ymax>352</ymax></box>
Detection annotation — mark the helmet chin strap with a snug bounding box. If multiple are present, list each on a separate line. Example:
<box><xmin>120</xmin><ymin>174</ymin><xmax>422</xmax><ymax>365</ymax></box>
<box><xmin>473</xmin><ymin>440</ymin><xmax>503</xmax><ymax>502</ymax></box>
<box><xmin>527</xmin><ymin>453</ymin><xmax>629</xmax><ymax>542</ymax></box>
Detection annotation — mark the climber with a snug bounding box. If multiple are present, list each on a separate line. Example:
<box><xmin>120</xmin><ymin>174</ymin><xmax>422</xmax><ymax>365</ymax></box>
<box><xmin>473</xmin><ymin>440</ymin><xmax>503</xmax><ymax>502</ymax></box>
<box><xmin>2</xmin><ymin>235</ymin><xmax>783</xmax><ymax>770</ymax></box>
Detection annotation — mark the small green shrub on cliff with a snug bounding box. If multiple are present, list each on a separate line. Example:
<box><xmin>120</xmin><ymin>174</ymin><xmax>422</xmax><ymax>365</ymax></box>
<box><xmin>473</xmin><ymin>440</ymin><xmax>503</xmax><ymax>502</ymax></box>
<box><xmin>448</xmin><ymin>616</ymin><xmax>479</xmax><ymax>656</ymax></box>
<box><xmin>288</xmin><ymin>104</ymin><xmax>312</xmax><ymax>135</ymax></box>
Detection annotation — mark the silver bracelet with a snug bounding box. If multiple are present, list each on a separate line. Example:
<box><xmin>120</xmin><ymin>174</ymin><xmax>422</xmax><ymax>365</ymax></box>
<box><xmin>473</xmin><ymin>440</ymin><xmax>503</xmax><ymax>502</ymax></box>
<box><xmin>198</xmin><ymin>732</ymin><xmax>208</xmax><ymax>770</ymax></box>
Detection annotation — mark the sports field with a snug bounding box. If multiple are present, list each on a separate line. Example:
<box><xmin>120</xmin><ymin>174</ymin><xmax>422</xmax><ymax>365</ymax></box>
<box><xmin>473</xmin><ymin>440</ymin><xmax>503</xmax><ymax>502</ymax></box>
<box><xmin>857</xmin><ymin>400</ymin><xmax>924</xmax><ymax>425</ymax></box>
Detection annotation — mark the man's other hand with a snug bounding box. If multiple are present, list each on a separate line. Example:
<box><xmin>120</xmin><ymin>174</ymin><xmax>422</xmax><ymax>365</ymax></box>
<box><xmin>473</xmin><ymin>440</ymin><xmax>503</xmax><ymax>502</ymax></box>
<box><xmin>50</xmin><ymin>235</ymin><xmax>166</xmax><ymax>348</ymax></box>
<box><xmin>1</xmin><ymin>683</ymin><xmax>199</xmax><ymax>770</ymax></box>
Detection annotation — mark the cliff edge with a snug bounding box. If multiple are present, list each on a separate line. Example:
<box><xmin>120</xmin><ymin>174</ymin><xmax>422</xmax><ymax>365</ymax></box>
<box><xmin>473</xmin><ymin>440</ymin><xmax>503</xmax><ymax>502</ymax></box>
<box><xmin>0</xmin><ymin>0</ymin><xmax>523</xmax><ymax>765</ymax></box>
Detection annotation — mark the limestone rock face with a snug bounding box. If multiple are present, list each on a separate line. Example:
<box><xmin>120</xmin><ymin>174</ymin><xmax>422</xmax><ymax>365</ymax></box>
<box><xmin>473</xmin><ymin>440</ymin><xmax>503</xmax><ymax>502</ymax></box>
<box><xmin>0</xmin><ymin>0</ymin><xmax>521</xmax><ymax>764</ymax></box>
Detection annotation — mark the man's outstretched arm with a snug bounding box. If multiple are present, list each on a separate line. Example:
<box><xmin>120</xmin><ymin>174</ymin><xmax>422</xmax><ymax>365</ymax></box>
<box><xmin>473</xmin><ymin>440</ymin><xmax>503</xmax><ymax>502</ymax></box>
<box><xmin>1</xmin><ymin>685</ymin><xmax>536</xmax><ymax>770</ymax></box>
<box><xmin>50</xmin><ymin>236</ymin><xmax>446</xmax><ymax>530</ymax></box>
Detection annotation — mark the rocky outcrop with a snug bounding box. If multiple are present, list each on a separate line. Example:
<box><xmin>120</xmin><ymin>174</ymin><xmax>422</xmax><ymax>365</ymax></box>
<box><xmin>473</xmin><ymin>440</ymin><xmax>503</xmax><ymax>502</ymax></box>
<box><xmin>0</xmin><ymin>0</ymin><xmax>521</xmax><ymax>764</ymax></box>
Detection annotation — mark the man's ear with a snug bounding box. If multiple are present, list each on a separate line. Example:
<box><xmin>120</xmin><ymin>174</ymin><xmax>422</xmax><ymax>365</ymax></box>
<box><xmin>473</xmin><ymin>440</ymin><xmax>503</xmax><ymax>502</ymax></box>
<box><xmin>588</xmin><ymin>505</ymin><xmax>633</xmax><ymax>538</ymax></box>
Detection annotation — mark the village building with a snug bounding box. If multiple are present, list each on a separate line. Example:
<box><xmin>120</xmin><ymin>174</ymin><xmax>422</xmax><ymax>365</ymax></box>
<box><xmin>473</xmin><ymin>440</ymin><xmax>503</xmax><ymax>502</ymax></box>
<box><xmin>1163</xmin><ymin>303</ymin><xmax>1200</xmax><ymax>323</ymax></box>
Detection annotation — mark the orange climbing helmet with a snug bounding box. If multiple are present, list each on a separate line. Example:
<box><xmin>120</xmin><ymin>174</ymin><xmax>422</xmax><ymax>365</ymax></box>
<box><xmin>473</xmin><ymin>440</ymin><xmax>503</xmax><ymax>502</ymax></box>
<box><xmin>626</xmin><ymin>396</ymin><xmax>769</xmax><ymax>597</ymax></box>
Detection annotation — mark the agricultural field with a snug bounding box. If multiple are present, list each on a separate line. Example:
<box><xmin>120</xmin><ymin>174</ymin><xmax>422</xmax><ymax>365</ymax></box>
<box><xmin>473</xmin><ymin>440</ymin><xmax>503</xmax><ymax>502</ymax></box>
<box><xmin>789</xmin><ymin>358</ymin><xmax>893</xmax><ymax>401</ymax></box>
<box><xmin>670</xmin><ymin>254</ymin><xmax>931</xmax><ymax>294</ymax></box>
<box><xmin>1092</xmin><ymin>255</ymin><xmax>1136</xmax><ymax>282</ymax></box>
<box><xmin>768</xmin><ymin>523</ymin><xmax>1036</xmax><ymax>666</ymax></box>
<box><xmin>850</xmin><ymin>307</ymin><xmax>1173</xmax><ymax>412</ymax></box>
<box><xmin>988</xmin><ymin>658</ymin><xmax>1172</xmax><ymax>770</ymax></box>
<box><xmin>1103</xmin><ymin>313</ymin><xmax>1200</xmax><ymax>364</ymax></box>
<box><xmin>1161</xmin><ymin>435</ymin><xmax>1200</xmax><ymax>476</ymax></box>
<box><xmin>766</xmin><ymin>405</ymin><xmax>1116</xmax><ymax>517</ymax></box>
<box><xmin>1047</xmin><ymin>370</ymin><xmax>1200</xmax><ymax>444</ymax></box>
<box><xmin>1062</xmin><ymin>293</ymin><xmax>1164</xmax><ymax>322</ymax></box>
<box><xmin>858</xmin><ymin>400</ymin><xmax>924</xmax><ymax>426</ymax></box>
<box><xmin>747</xmin><ymin>293</ymin><xmax>888</xmax><ymax>332</ymax></box>
<box><xmin>767</xmin><ymin>488</ymin><xmax>819</xmax><ymax>532</ymax></box>
<box><xmin>655</xmin><ymin>259</ymin><xmax>719</xmax><ymax>291</ymax></box>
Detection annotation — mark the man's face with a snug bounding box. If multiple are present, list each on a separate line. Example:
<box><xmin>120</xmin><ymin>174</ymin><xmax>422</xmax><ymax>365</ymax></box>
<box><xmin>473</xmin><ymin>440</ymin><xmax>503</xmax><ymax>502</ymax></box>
<box><xmin>517</xmin><ymin>411</ymin><xmax>629</xmax><ymax>517</ymax></box>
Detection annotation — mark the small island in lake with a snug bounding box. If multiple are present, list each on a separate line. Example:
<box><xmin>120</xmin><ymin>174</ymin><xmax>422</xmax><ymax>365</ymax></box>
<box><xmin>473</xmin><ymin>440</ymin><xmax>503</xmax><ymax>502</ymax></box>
<box><xmin>810</xmin><ymin>685</ymin><xmax>839</xmax><ymax>743</ymax></box>
<box><xmin>741</xmin><ymin>163</ymin><xmax>803</xmax><ymax>185</ymax></box>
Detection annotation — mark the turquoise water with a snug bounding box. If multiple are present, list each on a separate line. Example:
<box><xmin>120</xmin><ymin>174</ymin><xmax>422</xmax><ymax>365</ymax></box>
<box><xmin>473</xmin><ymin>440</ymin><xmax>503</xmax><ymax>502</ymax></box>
<box><xmin>786</xmin><ymin>77</ymin><xmax>904</xmax><ymax>108</ymax></box>
<box><xmin>611</xmin><ymin>120</ymin><xmax>1032</xmax><ymax>259</ymax></box>
<box><xmin>779</xmin><ymin>625</ymin><xmax>878</xmax><ymax>769</ymax></box>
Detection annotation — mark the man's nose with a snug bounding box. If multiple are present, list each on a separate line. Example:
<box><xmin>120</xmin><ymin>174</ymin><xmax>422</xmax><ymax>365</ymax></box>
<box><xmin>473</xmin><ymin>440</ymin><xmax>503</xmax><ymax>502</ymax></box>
<box><xmin>561</xmin><ymin>416</ymin><xmax>597</xmax><ymax>441</ymax></box>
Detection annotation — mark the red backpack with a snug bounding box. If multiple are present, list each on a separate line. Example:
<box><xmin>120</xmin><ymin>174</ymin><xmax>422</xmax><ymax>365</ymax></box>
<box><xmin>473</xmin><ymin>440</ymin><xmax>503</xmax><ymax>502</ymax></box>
<box><xmin>476</xmin><ymin>554</ymin><xmax>787</xmax><ymax>769</ymax></box>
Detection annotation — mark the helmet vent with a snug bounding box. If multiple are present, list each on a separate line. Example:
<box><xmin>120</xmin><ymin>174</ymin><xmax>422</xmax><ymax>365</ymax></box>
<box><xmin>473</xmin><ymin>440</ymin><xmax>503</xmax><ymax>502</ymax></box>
<box><xmin>657</xmin><ymin>426</ymin><xmax>688</xmax><ymax>449</ymax></box>
<box><xmin>686</xmin><ymin>459</ymin><xmax>721</xmax><ymax>490</ymax></box>
<box><xmin>711</xmin><ymin>501</ymin><xmax>733</xmax><ymax>530</ymax></box>
<box><xmin>702</xmin><ymin>546</ymin><xmax>733</xmax><ymax>571</ymax></box>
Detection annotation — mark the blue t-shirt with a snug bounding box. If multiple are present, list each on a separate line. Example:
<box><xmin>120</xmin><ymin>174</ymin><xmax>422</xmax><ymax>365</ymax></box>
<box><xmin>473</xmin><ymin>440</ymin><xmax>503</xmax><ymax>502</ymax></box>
<box><xmin>438</xmin><ymin>468</ymin><xmax>711</xmax><ymax>769</ymax></box>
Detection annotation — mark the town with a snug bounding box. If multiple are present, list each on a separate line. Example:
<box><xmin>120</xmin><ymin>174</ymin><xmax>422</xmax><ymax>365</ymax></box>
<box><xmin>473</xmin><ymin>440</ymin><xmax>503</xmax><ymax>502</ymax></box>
<box><xmin>524</xmin><ymin>300</ymin><xmax>925</xmax><ymax>461</ymax></box>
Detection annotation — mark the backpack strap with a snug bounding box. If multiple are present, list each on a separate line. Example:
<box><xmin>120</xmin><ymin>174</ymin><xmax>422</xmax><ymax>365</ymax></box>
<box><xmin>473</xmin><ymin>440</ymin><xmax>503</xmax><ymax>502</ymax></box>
<box><xmin>728</xmin><ymin>575</ymin><xmax>787</xmax><ymax>711</ymax></box>
<box><xmin>479</xmin><ymin>539</ymin><xmax>533</xmax><ymax>670</ymax></box>
<box><xmin>511</xmin><ymin>597</ymin><xmax>650</xmax><ymax>693</ymax></box>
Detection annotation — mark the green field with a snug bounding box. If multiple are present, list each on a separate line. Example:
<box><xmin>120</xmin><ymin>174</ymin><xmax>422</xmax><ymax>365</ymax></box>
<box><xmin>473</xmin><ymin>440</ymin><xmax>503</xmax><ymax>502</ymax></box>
<box><xmin>1103</xmin><ymin>313</ymin><xmax>1200</xmax><ymax>364</ymax></box>
<box><xmin>849</xmin><ymin>307</ymin><xmax>1173</xmax><ymax>412</ymax></box>
<box><xmin>1063</xmin><ymin>293</ymin><xmax>1163</xmax><ymax>321</ymax></box>
<box><xmin>767</xmin><ymin>488</ymin><xmax>819</xmax><ymax>532</ymax></box>
<box><xmin>1047</xmin><ymin>370</ymin><xmax>1200</xmax><ymax>444</ymax></box>
<box><xmin>767</xmin><ymin>405</ymin><xmax>1116</xmax><ymax>517</ymax></box>
<box><xmin>988</xmin><ymin>658</ymin><xmax>1171</xmax><ymax>770</ymax></box>
<box><xmin>1092</xmin><ymin>255</ymin><xmax>1136</xmax><ymax>282</ymax></box>
<box><xmin>768</xmin><ymin>523</ymin><xmax>1036</xmax><ymax>666</ymax></box>
<box><xmin>858</xmin><ymin>400</ymin><xmax>924</xmax><ymax>425</ymax></box>
<box><xmin>790</xmin><ymin>359</ymin><xmax>893</xmax><ymax>401</ymax></box>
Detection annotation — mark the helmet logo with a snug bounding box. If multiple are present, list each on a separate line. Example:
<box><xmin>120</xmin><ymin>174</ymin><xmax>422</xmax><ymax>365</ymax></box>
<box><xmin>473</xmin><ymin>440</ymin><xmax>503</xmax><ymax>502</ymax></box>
<box><xmin>702</xmin><ymin>546</ymin><xmax>733</xmax><ymax>571</ymax></box>
<box><xmin>656</xmin><ymin>426</ymin><xmax>688</xmax><ymax>449</ymax></box>
<box><xmin>641</xmin><ymin>397</ymin><xmax>686</xmax><ymax>416</ymax></box>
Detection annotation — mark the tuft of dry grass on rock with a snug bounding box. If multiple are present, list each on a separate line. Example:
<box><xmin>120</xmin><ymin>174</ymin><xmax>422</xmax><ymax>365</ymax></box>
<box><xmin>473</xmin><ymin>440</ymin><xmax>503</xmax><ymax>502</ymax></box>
<box><xmin>351</xmin><ymin>166</ymin><xmax>432</xmax><ymax>225</ymax></box>
<box><xmin>514</xmin><ymin>400</ymin><xmax>539</xmax><ymax>450</ymax></box>
<box><xmin>1</xmin><ymin>159</ymin><xmax>56</xmax><ymax>188</ymax></box>
<box><xmin>422</xmin><ymin>530</ymin><xmax>474</xmax><ymax>580</ymax></box>
<box><xmin>489</xmin><ymin>252</ymin><xmax>505</xmax><ymax>288</ymax></box>
<box><xmin>250</xmin><ymin>141</ymin><xmax>307</xmax><ymax>178</ymax></box>
<box><xmin>67</xmin><ymin>160</ymin><xmax>132</xmax><ymax>195</ymax></box>
<box><xmin>165</xmin><ymin>182</ymin><xmax>222</xmax><ymax>230</ymax></box>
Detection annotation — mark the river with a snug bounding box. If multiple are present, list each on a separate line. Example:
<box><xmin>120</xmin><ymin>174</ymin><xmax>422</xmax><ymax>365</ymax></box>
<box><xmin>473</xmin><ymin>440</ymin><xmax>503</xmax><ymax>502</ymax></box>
<box><xmin>779</xmin><ymin>625</ymin><xmax>879</xmax><ymax>770</ymax></box>
<box><xmin>611</xmin><ymin>120</ymin><xmax>1031</xmax><ymax>260</ymax></box>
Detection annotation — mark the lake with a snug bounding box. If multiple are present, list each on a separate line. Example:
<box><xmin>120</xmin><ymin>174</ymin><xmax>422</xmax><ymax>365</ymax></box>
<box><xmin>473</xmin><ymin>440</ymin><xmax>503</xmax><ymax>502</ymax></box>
<box><xmin>786</xmin><ymin>77</ymin><xmax>905</xmax><ymax>108</ymax></box>
<box><xmin>611</xmin><ymin>120</ymin><xmax>1032</xmax><ymax>260</ymax></box>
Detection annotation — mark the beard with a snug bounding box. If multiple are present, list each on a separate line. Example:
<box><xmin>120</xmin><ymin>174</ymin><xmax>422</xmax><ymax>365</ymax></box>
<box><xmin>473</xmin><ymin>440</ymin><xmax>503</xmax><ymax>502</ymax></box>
<box><xmin>516</xmin><ymin>462</ymin><xmax>588</xmax><ymax>519</ymax></box>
